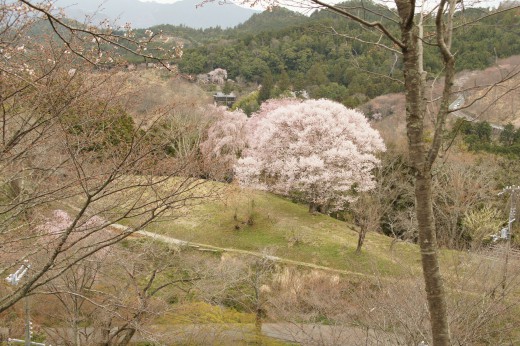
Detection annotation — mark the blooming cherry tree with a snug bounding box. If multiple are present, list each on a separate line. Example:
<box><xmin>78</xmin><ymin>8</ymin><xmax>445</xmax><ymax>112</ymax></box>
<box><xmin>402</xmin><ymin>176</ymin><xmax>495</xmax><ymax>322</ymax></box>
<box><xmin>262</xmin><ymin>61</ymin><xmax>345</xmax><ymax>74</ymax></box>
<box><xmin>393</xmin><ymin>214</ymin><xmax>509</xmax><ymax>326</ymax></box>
<box><xmin>208</xmin><ymin>68</ymin><xmax>228</xmax><ymax>85</ymax></box>
<box><xmin>200</xmin><ymin>106</ymin><xmax>248</xmax><ymax>180</ymax></box>
<box><xmin>235</xmin><ymin>99</ymin><xmax>386</xmax><ymax>212</ymax></box>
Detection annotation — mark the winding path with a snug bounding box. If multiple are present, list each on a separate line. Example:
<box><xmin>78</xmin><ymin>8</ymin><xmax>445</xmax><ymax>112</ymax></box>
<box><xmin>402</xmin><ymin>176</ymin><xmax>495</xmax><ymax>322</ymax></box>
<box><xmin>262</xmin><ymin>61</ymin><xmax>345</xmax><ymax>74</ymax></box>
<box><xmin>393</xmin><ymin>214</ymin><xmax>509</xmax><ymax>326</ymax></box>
<box><xmin>109</xmin><ymin>224</ymin><xmax>370</xmax><ymax>278</ymax></box>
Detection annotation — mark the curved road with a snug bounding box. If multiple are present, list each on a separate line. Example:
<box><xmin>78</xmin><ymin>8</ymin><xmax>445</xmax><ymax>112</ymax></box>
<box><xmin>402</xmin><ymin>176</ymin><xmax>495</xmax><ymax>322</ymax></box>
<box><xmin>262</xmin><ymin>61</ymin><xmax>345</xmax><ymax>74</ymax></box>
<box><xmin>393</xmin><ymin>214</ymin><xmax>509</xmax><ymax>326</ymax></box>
<box><xmin>449</xmin><ymin>95</ymin><xmax>504</xmax><ymax>131</ymax></box>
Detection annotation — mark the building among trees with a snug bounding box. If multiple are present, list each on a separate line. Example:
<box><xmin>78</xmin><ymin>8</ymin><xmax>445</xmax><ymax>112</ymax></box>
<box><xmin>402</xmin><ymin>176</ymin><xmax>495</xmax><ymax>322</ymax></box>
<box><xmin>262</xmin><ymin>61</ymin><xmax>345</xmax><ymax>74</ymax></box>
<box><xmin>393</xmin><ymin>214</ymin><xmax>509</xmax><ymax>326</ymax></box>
<box><xmin>213</xmin><ymin>92</ymin><xmax>237</xmax><ymax>107</ymax></box>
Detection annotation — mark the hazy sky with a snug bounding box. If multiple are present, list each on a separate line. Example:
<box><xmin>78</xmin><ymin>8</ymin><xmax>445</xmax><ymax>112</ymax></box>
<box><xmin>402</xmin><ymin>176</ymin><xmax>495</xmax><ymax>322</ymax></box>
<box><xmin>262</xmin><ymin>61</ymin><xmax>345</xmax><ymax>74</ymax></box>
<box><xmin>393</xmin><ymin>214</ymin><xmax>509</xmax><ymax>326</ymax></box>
<box><xmin>139</xmin><ymin>0</ymin><xmax>503</xmax><ymax>8</ymax></box>
<box><xmin>139</xmin><ymin>0</ymin><xmax>179</xmax><ymax>2</ymax></box>
<box><xmin>138</xmin><ymin>0</ymin><xmax>268</xmax><ymax>10</ymax></box>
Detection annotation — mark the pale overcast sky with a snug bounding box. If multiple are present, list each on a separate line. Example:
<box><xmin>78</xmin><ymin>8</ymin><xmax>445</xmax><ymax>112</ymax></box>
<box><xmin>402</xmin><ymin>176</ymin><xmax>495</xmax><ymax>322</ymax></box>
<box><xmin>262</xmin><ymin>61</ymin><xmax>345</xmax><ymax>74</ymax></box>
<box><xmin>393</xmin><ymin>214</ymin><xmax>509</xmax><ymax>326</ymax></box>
<box><xmin>139</xmin><ymin>0</ymin><xmax>503</xmax><ymax>6</ymax></box>
<box><xmin>139</xmin><ymin>0</ymin><xmax>178</xmax><ymax>2</ymax></box>
<box><xmin>137</xmin><ymin>0</ymin><xmax>505</xmax><ymax>16</ymax></box>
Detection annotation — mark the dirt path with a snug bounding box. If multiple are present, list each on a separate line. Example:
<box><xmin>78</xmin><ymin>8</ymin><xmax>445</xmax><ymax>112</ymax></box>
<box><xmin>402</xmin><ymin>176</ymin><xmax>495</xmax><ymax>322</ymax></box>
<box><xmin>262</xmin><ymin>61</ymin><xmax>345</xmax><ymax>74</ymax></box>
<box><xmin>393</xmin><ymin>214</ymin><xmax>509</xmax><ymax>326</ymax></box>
<box><xmin>61</xmin><ymin>202</ymin><xmax>370</xmax><ymax>278</ymax></box>
<box><xmin>109</xmin><ymin>224</ymin><xmax>369</xmax><ymax>278</ymax></box>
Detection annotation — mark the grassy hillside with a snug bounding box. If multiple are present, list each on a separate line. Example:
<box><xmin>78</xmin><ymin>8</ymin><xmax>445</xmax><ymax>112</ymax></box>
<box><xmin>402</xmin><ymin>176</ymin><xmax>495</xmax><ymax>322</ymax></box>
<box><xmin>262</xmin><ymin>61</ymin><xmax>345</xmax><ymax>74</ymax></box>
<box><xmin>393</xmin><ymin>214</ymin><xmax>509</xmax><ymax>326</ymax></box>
<box><xmin>147</xmin><ymin>184</ymin><xmax>421</xmax><ymax>277</ymax></box>
<box><xmin>132</xmin><ymin>182</ymin><xmax>520</xmax><ymax>343</ymax></box>
<box><xmin>19</xmin><ymin>178</ymin><xmax>520</xmax><ymax>344</ymax></box>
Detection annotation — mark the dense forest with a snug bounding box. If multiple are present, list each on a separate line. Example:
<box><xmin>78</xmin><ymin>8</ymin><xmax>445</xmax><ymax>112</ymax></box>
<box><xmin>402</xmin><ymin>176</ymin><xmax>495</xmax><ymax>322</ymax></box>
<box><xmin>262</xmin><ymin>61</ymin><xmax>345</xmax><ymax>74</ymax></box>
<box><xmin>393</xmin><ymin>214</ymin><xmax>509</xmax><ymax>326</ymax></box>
<box><xmin>32</xmin><ymin>0</ymin><xmax>520</xmax><ymax>108</ymax></box>
<box><xmin>165</xmin><ymin>1</ymin><xmax>520</xmax><ymax>106</ymax></box>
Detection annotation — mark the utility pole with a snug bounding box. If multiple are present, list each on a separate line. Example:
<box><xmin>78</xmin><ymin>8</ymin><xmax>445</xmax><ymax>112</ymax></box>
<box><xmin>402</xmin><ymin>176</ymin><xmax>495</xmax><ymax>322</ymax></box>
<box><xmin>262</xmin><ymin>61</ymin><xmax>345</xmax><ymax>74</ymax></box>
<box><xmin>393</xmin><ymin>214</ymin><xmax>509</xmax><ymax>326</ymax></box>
<box><xmin>25</xmin><ymin>296</ymin><xmax>31</xmax><ymax>346</ymax></box>
<box><xmin>498</xmin><ymin>185</ymin><xmax>519</xmax><ymax>295</ymax></box>
<box><xmin>5</xmin><ymin>261</ymin><xmax>34</xmax><ymax>346</ymax></box>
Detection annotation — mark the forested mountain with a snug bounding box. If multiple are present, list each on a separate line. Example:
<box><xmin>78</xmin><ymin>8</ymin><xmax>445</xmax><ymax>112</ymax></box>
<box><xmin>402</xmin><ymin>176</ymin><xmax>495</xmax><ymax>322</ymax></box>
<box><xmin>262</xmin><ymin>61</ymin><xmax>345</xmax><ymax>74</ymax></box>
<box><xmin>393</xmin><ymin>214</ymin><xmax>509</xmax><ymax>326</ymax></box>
<box><xmin>174</xmin><ymin>1</ymin><xmax>520</xmax><ymax>107</ymax></box>
<box><xmin>234</xmin><ymin>7</ymin><xmax>308</xmax><ymax>33</ymax></box>
<box><xmin>136</xmin><ymin>7</ymin><xmax>309</xmax><ymax>49</ymax></box>
<box><xmin>27</xmin><ymin>0</ymin><xmax>520</xmax><ymax>108</ymax></box>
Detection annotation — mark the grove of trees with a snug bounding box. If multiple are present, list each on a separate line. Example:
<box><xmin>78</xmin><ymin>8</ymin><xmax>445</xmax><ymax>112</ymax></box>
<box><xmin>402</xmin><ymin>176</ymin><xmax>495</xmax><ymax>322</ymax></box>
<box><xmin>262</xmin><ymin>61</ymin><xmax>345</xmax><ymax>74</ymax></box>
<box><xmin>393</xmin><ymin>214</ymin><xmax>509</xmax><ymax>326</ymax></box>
<box><xmin>454</xmin><ymin>119</ymin><xmax>520</xmax><ymax>157</ymax></box>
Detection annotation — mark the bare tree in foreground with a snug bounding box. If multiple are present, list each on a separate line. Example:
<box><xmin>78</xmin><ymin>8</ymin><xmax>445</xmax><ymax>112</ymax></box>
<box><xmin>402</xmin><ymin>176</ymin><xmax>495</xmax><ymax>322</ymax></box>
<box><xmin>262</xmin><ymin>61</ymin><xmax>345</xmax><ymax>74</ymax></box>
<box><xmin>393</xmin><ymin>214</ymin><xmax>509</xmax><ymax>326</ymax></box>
<box><xmin>0</xmin><ymin>1</ymin><xmax>217</xmax><ymax>314</ymax></box>
<box><xmin>39</xmin><ymin>238</ymin><xmax>203</xmax><ymax>346</ymax></box>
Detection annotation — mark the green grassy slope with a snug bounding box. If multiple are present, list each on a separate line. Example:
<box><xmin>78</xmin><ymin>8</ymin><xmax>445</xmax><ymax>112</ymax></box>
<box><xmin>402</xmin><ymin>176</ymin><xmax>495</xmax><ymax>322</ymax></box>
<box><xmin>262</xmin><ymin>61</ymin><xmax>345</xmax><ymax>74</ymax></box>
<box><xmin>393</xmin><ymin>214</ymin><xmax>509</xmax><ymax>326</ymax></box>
<box><xmin>149</xmin><ymin>185</ymin><xmax>421</xmax><ymax>277</ymax></box>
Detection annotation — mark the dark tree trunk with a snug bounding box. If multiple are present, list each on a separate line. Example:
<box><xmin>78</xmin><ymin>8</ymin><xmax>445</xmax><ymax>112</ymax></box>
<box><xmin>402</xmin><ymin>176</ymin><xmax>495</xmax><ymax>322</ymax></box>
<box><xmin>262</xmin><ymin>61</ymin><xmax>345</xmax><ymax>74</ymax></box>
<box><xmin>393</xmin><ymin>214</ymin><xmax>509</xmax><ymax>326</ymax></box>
<box><xmin>356</xmin><ymin>226</ymin><xmax>367</xmax><ymax>253</ymax></box>
<box><xmin>308</xmin><ymin>202</ymin><xmax>328</xmax><ymax>214</ymax></box>
<box><xmin>117</xmin><ymin>329</ymin><xmax>136</xmax><ymax>346</ymax></box>
<box><xmin>255</xmin><ymin>308</ymin><xmax>263</xmax><ymax>335</ymax></box>
<box><xmin>309</xmin><ymin>202</ymin><xmax>318</xmax><ymax>213</ymax></box>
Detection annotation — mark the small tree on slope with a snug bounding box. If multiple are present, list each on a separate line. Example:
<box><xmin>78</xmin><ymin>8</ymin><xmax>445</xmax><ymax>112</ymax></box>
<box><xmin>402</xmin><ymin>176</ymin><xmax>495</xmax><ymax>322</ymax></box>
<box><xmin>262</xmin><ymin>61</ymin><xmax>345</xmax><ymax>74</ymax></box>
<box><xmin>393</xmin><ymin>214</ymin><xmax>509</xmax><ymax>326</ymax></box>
<box><xmin>235</xmin><ymin>99</ymin><xmax>386</xmax><ymax>213</ymax></box>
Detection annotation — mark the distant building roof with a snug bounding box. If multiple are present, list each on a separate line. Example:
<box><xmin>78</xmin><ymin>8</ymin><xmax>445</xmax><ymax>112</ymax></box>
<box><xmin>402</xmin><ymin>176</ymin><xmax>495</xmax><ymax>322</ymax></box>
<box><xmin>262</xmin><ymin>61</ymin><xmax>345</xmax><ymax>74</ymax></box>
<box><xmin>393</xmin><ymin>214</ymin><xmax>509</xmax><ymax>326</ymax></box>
<box><xmin>213</xmin><ymin>92</ymin><xmax>236</xmax><ymax>99</ymax></box>
<box><xmin>213</xmin><ymin>92</ymin><xmax>236</xmax><ymax>107</ymax></box>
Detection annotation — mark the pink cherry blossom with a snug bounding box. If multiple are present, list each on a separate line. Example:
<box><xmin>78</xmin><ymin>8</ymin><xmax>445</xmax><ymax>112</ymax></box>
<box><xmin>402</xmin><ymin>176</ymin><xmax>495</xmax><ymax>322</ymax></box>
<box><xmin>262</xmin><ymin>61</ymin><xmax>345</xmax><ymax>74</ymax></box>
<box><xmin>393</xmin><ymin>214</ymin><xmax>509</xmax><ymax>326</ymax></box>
<box><xmin>199</xmin><ymin>105</ymin><xmax>248</xmax><ymax>180</ymax></box>
<box><xmin>235</xmin><ymin>99</ymin><xmax>386</xmax><ymax>211</ymax></box>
